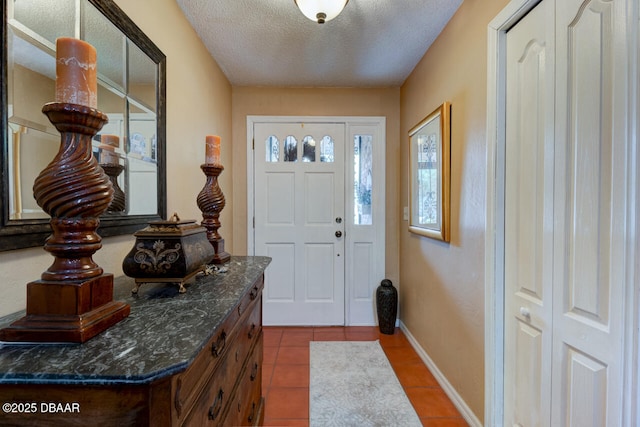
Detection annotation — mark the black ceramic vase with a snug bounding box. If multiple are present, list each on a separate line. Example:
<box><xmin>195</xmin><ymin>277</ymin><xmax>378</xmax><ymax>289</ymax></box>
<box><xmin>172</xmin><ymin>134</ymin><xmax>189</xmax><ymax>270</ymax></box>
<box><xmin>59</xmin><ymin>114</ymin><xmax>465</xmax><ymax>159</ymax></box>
<box><xmin>376</xmin><ymin>279</ymin><xmax>398</xmax><ymax>335</ymax></box>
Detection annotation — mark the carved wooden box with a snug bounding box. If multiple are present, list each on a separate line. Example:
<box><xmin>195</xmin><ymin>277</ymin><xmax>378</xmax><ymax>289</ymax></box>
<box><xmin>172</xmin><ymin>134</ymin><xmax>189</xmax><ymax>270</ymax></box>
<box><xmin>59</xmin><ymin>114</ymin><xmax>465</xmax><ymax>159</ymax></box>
<box><xmin>122</xmin><ymin>217</ymin><xmax>215</xmax><ymax>293</ymax></box>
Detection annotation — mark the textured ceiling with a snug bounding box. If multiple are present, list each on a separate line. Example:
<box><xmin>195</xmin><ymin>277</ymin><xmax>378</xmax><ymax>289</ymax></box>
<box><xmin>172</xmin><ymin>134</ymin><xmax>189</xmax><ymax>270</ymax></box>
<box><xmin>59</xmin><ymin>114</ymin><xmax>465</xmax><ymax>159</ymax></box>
<box><xmin>176</xmin><ymin>0</ymin><xmax>463</xmax><ymax>87</ymax></box>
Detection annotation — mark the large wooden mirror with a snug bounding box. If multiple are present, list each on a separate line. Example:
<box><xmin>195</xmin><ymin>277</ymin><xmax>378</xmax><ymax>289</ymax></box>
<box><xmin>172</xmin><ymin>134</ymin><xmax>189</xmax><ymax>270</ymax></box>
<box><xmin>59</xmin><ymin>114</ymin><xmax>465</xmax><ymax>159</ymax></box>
<box><xmin>0</xmin><ymin>0</ymin><xmax>166</xmax><ymax>251</ymax></box>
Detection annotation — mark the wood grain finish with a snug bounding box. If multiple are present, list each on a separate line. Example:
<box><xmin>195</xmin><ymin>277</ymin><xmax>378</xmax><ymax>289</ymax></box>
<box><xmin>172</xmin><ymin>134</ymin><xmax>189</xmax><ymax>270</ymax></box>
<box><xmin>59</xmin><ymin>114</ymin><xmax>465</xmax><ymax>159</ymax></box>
<box><xmin>197</xmin><ymin>164</ymin><xmax>231</xmax><ymax>264</ymax></box>
<box><xmin>178</xmin><ymin>275</ymin><xmax>264</xmax><ymax>426</ymax></box>
<box><xmin>0</xmin><ymin>273</ymin><xmax>264</xmax><ymax>426</ymax></box>
<box><xmin>0</xmin><ymin>103</ymin><xmax>130</xmax><ymax>343</ymax></box>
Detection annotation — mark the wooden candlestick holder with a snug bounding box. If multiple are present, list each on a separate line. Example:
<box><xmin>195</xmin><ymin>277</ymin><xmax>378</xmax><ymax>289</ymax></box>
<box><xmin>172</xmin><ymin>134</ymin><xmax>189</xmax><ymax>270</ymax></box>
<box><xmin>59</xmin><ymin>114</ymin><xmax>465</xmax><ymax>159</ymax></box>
<box><xmin>0</xmin><ymin>103</ymin><xmax>130</xmax><ymax>343</ymax></box>
<box><xmin>101</xmin><ymin>163</ymin><xmax>126</xmax><ymax>213</ymax></box>
<box><xmin>197</xmin><ymin>164</ymin><xmax>231</xmax><ymax>264</ymax></box>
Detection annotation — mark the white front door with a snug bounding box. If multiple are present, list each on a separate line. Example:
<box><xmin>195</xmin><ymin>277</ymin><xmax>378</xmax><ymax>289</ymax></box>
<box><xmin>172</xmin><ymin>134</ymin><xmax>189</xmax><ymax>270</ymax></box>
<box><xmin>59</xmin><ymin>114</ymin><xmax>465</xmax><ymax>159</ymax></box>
<box><xmin>254</xmin><ymin>122</ymin><xmax>346</xmax><ymax>325</ymax></box>
<box><xmin>250</xmin><ymin>117</ymin><xmax>386</xmax><ymax>326</ymax></box>
<box><xmin>504</xmin><ymin>0</ymin><xmax>628</xmax><ymax>425</ymax></box>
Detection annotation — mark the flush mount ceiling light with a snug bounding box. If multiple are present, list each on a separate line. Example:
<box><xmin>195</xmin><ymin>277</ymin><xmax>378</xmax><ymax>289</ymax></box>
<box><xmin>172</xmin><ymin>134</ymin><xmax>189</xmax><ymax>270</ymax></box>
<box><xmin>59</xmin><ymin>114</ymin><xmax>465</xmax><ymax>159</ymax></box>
<box><xmin>294</xmin><ymin>0</ymin><xmax>349</xmax><ymax>24</ymax></box>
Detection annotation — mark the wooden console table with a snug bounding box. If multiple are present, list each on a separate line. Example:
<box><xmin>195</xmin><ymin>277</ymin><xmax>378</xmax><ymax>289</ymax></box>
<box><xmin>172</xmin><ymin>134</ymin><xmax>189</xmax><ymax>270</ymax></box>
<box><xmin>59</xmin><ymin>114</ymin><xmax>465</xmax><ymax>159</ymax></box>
<box><xmin>0</xmin><ymin>256</ymin><xmax>270</xmax><ymax>426</ymax></box>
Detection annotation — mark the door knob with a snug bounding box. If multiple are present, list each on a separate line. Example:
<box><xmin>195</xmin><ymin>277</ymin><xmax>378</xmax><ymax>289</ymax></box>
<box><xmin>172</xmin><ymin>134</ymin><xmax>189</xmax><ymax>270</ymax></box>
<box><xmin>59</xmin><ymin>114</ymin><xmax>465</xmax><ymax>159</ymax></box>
<box><xmin>335</xmin><ymin>231</ymin><xmax>342</xmax><ymax>238</ymax></box>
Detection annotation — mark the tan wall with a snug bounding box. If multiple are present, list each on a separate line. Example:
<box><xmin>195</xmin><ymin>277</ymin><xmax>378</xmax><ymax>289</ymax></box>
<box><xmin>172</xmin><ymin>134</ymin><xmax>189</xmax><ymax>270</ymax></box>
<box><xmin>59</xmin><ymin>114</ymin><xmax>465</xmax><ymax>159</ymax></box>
<box><xmin>399</xmin><ymin>0</ymin><xmax>509</xmax><ymax>420</ymax></box>
<box><xmin>231</xmin><ymin>87</ymin><xmax>401</xmax><ymax>284</ymax></box>
<box><xmin>0</xmin><ymin>0</ymin><xmax>231</xmax><ymax>317</ymax></box>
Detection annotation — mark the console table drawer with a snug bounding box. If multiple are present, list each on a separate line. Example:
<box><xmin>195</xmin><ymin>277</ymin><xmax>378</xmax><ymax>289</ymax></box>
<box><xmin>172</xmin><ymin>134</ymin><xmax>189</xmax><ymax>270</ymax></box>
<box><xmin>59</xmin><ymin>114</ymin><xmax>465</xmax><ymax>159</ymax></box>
<box><xmin>239</xmin><ymin>333</ymin><xmax>264</xmax><ymax>426</ymax></box>
<box><xmin>225</xmin><ymin>332</ymin><xmax>264</xmax><ymax>427</ymax></box>
<box><xmin>173</xmin><ymin>277</ymin><xmax>263</xmax><ymax>423</ymax></box>
<box><xmin>178</xmin><ymin>279</ymin><xmax>263</xmax><ymax>426</ymax></box>
<box><xmin>173</xmin><ymin>305</ymin><xmax>240</xmax><ymax>422</ymax></box>
<box><xmin>237</xmin><ymin>275</ymin><xmax>263</xmax><ymax>318</ymax></box>
<box><xmin>182</xmin><ymin>348</ymin><xmax>236</xmax><ymax>427</ymax></box>
<box><xmin>182</xmin><ymin>324</ymin><xmax>262</xmax><ymax>426</ymax></box>
<box><xmin>233</xmin><ymin>299</ymin><xmax>261</xmax><ymax>372</ymax></box>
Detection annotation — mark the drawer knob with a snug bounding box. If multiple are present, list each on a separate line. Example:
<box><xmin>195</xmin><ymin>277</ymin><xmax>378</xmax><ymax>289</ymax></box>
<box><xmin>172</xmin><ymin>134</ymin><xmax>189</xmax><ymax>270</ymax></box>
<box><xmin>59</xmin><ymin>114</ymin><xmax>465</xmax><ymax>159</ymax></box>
<box><xmin>250</xmin><ymin>362</ymin><xmax>259</xmax><ymax>381</ymax></box>
<box><xmin>248</xmin><ymin>402</ymin><xmax>257</xmax><ymax>423</ymax></box>
<box><xmin>248</xmin><ymin>323</ymin><xmax>256</xmax><ymax>339</ymax></box>
<box><xmin>211</xmin><ymin>331</ymin><xmax>227</xmax><ymax>358</ymax></box>
<box><xmin>250</xmin><ymin>286</ymin><xmax>258</xmax><ymax>300</ymax></box>
<box><xmin>208</xmin><ymin>388</ymin><xmax>224</xmax><ymax>421</ymax></box>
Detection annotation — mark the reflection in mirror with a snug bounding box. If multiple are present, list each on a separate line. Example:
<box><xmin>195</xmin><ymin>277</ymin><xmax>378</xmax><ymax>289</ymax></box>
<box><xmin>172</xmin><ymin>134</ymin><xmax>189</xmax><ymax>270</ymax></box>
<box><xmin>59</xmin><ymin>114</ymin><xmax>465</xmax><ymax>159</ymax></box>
<box><xmin>13</xmin><ymin>0</ymin><xmax>74</xmax><ymax>44</ymax></box>
<box><xmin>8</xmin><ymin>124</ymin><xmax>57</xmax><ymax>219</ymax></box>
<box><xmin>127</xmin><ymin>39</ymin><xmax>158</xmax><ymax>215</ymax></box>
<box><xmin>7</xmin><ymin>20</ymin><xmax>56</xmax><ymax>220</ymax></box>
<box><xmin>129</xmin><ymin>39</ymin><xmax>157</xmax><ymax>110</ymax></box>
<box><xmin>1</xmin><ymin>0</ymin><xmax>166</xmax><ymax>251</ymax></box>
<box><xmin>96</xmin><ymin>89</ymin><xmax>126</xmax><ymax>213</ymax></box>
<box><xmin>84</xmin><ymin>2</ymin><xmax>125</xmax><ymax>90</ymax></box>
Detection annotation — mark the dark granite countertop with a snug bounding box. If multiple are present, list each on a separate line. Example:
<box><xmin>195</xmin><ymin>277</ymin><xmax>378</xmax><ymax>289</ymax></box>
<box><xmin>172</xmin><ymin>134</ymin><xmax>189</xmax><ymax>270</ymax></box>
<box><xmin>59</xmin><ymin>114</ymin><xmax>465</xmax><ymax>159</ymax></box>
<box><xmin>0</xmin><ymin>256</ymin><xmax>271</xmax><ymax>386</ymax></box>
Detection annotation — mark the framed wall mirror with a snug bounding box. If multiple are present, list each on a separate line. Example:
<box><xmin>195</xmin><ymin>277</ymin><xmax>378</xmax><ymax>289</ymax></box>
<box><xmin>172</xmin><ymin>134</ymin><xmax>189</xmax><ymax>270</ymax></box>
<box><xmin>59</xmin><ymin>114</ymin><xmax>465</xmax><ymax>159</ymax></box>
<box><xmin>1</xmin><ymin>0</ymin><xmax>166</xmax><ymax>251</ymax></box>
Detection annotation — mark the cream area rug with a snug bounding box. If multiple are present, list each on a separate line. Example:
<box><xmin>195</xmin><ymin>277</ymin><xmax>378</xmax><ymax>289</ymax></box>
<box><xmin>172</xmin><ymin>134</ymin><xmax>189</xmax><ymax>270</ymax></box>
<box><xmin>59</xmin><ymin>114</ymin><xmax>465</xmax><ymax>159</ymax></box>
<box><xmin>310</xmin><ymin>341</ymin><xmax>422</xmax><ymax>426</ymax></box>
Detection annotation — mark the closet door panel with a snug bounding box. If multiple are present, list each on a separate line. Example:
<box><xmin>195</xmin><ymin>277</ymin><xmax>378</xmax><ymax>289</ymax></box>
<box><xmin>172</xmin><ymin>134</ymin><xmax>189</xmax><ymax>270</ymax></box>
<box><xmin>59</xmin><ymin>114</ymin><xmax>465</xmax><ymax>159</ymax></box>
<box><xmin>503</xmin><ymin>1</ymin><xmax>555</xmax><ymax>424</ymax></box>
<box><xmin>552</xmin><ymin>0</ymin><xmax>628</xmax><ymax>425</ymax></box>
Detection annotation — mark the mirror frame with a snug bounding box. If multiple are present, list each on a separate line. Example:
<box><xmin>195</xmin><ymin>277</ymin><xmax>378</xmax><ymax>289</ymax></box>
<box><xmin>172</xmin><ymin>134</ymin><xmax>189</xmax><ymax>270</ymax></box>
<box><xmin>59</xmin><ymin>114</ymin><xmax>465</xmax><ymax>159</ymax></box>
<box><xmin>0</xmin><ymin>0</ymin><xmax>167</xmax><ymax>251</ymax></box>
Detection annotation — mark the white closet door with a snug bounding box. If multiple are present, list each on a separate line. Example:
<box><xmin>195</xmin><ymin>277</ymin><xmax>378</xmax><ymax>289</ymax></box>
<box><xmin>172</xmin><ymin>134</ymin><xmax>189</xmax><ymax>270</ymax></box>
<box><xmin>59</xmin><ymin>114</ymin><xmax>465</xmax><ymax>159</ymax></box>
<box><xmin>551</xmin><ymin>0</ymin><xmax>627</xmax><ymax>425</ymax></box>
<box><xmin>504</xmin><ymin>0</ymin><xmax>555</xmax><ymax>424</ymax></box>
<box><xmin>504</xmin><ymin>0</ymin><xmax>630</xmax><ymax>425</ymax></box>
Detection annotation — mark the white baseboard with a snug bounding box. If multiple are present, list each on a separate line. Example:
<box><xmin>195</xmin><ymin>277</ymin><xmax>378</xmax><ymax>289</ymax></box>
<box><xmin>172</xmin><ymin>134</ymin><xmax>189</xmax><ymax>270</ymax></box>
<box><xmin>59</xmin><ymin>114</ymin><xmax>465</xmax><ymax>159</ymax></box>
<box><xmin>400</xmin><ymin>321</ymin><xmax>483</xmax><ymax>427</ymax></box>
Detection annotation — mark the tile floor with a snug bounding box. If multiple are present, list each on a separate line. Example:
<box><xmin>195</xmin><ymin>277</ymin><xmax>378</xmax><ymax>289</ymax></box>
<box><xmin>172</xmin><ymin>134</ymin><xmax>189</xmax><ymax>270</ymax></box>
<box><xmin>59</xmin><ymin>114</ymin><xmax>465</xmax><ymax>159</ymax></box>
<box><xmin>262</xmin><ymin>326</ymin><xmax>469</xmax><ymax>426</ymax></box>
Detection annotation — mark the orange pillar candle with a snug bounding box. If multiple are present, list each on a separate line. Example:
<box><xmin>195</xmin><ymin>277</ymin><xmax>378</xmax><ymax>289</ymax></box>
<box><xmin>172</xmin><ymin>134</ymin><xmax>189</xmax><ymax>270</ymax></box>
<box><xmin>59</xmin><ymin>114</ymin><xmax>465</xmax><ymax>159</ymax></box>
<box><xmin>205</xmin><ymin>135</ymin><xmax>221</xmax><ymax>164</ymax></box>
<box><xmin>100</xmin><ymin>151</ymin><xmax>117</xmax><ymax>164</ymax></box>
<box><xmin>100</xmin><ymin>134</ymin><xmax>120</xmax><ymax>148</ymax></box>
<box><xmin>99</xmin><ymin>134</ymin><xmax>119</xmax><ymax>164</ymax></box>
<box><xmin>55</xmin><ymin>37</ymin><xmax>98</xmax><ymax>108</ymax></box>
